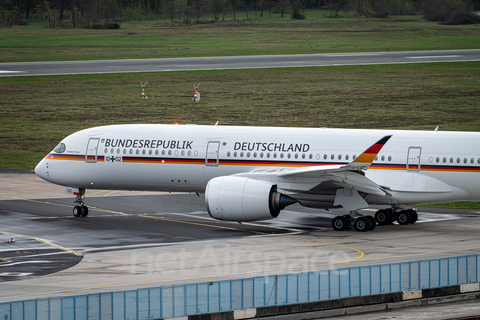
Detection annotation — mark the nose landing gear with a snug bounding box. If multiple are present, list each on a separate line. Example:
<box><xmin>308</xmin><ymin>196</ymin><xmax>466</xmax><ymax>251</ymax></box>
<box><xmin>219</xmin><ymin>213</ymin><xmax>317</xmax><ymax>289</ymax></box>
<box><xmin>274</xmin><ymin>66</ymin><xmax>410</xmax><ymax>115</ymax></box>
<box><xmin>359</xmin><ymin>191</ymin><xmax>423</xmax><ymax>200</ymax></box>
<box><xmin>72</xmin><ymin>188</ymin><xmax>89</xmax><ymax>217</ymax></box>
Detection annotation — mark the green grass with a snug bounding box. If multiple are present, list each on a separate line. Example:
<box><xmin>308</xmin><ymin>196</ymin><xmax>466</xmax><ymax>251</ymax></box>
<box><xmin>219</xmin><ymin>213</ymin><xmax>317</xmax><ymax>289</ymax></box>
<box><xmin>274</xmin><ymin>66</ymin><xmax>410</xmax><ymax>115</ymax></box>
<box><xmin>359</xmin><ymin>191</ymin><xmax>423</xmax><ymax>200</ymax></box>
<box><xmin>415</xmin><ymin>202</ymin><xmax>480</xmax><ymax>210</ymax></box>
<box><xmin>1</xmin><ymin>62</ymin><xmax>479</xmax><ymax>169</ymax></box>
<box><xmin>1</xmin><ymin>12</ymin><xmax>480</xmax><ymax>62</ymax></box>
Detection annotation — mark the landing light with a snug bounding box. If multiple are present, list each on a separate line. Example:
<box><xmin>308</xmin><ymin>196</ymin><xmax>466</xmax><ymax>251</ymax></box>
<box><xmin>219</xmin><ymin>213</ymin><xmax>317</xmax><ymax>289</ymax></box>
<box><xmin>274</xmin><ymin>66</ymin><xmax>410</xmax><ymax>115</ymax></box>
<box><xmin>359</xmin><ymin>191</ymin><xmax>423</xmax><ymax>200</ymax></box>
<box><xmin>174</xmin><ymin>122</ymin><xmax>179</xmax><ymax>125</ymax></box>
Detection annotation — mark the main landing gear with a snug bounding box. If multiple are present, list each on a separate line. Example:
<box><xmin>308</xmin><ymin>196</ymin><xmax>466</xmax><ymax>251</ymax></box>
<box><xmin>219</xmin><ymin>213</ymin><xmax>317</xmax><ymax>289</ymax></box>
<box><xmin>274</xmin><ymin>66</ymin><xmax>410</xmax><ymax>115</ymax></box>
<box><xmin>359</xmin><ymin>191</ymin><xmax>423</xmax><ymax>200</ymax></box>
<box><xmin>374</xmin><ymin>206</ymin><xmax>418</xmax><ymax>226</ymax></box>
<box><xmin>72</xmin><ymin>188</ymin><xmax>89</xmax><ymax>217</ymax></box>
<box><xmin>332</xmin><ymin>211</ymin><xmax>377</xmax><ymax>232</ymax></box>
<box><xmin>331</xmin><ymin>206</ymin><xmax>418</xmax><ymax>232</ymax></box>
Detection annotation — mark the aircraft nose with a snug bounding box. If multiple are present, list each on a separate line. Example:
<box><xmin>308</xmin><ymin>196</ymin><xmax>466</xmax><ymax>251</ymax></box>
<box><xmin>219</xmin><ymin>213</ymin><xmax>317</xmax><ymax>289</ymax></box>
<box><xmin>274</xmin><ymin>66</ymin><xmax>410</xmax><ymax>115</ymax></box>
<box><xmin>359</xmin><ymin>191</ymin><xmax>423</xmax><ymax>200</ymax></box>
<box><xmin>35</xmin><ymin>158</ymin><xmax>48</xmax><ymax>181</ymax></box>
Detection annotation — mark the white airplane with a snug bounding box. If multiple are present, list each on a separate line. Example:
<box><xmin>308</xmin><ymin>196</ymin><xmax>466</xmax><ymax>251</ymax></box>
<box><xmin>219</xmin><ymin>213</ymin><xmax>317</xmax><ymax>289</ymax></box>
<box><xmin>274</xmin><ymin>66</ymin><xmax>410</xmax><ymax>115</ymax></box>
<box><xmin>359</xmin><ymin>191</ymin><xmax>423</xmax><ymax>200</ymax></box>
<box><xmin>35</xmin><ymin>124</ymin><xmax>480</xmax><ymax>232</ymax></box>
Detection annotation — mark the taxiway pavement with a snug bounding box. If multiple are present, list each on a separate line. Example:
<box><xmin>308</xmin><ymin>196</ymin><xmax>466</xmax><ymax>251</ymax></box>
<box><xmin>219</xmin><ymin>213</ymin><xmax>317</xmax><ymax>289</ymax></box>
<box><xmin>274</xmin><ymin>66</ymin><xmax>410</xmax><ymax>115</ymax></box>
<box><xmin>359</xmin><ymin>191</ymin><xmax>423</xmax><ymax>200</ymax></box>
<box><xmin>1</xmin><ymin>168</ymin><xmax>480</xmax><ymax>303</ymax></box>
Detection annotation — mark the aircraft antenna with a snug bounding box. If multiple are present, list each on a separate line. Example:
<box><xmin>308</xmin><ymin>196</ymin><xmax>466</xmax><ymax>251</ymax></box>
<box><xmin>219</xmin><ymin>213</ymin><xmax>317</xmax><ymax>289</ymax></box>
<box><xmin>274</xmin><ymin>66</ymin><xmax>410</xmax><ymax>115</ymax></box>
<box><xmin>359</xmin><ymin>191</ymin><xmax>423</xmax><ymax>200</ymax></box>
<box><xmin>434</xmin><ymin>126</ymin><xmax>439</xmax><ymax>132</ymax></box>
<box><xmin>215</xmin><ymin>121</ymin><xmax>219</xmax><ymax>126</ymax></box>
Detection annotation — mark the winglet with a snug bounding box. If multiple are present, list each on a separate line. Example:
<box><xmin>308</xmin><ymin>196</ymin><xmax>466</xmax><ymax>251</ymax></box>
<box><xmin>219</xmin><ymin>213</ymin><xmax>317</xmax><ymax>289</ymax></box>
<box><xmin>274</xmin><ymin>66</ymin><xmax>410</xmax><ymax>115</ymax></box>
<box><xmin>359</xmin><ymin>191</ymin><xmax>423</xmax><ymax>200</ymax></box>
<box><xmin>348</xmin><ymin>135</ymin><xmax>392</xmax><ymax>169</ymax></box>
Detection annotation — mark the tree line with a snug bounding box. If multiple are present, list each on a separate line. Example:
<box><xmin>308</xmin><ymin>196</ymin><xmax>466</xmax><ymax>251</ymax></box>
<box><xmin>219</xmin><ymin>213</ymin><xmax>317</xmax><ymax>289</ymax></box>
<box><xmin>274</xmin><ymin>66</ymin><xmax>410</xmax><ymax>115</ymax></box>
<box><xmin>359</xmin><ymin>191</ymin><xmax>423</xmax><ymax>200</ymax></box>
<box><xmin>0</xmin><ymin>0</ymin><xmax>478</xmax><ymax>27</ymax></box>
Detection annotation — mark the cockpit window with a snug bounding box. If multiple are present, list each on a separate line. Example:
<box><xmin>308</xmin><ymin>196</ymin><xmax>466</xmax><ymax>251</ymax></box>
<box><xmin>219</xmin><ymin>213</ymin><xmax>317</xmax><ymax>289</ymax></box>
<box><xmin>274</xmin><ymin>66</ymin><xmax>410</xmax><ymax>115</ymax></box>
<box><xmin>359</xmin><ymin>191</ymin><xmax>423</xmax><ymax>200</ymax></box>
<box><xmin>53</xmin><ymin>142</ymin><xmax>66</xmax><ymax>153</ymax></box>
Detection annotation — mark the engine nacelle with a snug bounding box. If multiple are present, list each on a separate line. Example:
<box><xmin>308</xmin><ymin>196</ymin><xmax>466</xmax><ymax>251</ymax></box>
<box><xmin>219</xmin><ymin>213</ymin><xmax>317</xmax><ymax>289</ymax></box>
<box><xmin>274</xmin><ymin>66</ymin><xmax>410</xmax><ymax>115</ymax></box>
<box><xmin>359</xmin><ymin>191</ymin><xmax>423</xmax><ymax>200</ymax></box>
<box><xmin>205</xmin><ymin>176</ymin><xmax>296</xmax><ymax>222</ymax></box>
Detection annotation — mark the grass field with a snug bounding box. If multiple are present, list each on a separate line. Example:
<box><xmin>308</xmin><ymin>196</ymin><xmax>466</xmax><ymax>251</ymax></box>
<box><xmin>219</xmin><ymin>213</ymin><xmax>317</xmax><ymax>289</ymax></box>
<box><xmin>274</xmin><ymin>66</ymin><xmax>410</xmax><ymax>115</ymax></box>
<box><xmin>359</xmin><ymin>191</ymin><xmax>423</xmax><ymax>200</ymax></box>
<box><xmin>1</xmin><ymin>12</ymin><xmax>480</xmax><ymax>62</ymax></box>
<box><xmin>1</xmin><ymin>62</ymin><xmax>479</xmax><ymax>169</ymax></box>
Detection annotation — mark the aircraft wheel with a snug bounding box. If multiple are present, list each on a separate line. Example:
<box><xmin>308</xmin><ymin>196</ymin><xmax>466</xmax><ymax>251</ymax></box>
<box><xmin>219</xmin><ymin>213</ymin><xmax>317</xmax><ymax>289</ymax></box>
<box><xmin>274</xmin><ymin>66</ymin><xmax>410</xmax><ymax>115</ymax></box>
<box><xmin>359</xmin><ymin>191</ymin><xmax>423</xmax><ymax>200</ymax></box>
<box><xmin>397</xmin><ymin>210</ymin><xmax>411</xmax><ymax>225</ymax></box>
<box><xmin>332</xmin><ymin>216</ymin><xmax>347</xmax><ymax>231</ymax></box>
<box><xmin>73</xmin><ymin>206</ymin><xmax>82</xmax><ymax>217</ymax></box>
<box><xmin>375</xmin><ymin>209</ymin><xmax>389</xmax><ymax>225</ymax></box>
<box><xmin>366</xmin><ymin>216</ymin><xmax>377</xmax><ymax>231</ymax></box>
<box><xmin>354</xmin><ymin>217</ymin><xmax>369</xmax><ymax>232</ymax></box>
<box><xmin>81</xmin><ymin>206</ymin><xmax>89</xmax><ymax>217</ymax></box>
<box><xmin>407</xmin><ymin>209</ymin><xmax>418</xmax><ymax>224</ymax></box>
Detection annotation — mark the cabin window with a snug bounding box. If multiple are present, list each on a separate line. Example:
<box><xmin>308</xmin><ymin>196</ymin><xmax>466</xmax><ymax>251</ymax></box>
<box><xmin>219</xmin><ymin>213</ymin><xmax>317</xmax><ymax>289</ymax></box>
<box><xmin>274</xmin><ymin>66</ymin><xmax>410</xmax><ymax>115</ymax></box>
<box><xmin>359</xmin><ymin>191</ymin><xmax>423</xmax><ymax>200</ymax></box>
<box><xmin>130</xmin><ymin>149</ymin><xmax>133</xmax><ymax>154</ymax></box>
<box><xmin>346</xmin><ymin>155</ymin><xmax>349</xmax><ymax>161</ymax></box>
<box><xmin>168</xmin><ymin>150</ymin><xmax>172</xmax><ymax>156</ymax></box>
<box><xmin>124</xmin><ymin>149</ymin><xmax>127</xmax><ymax>154</ymax></box>
<box><xmin>464</xmin><ymin>158</ymin><xmax>467</xmax><ymax>164</ymax></box>
<box><xmin>227</xmin><ymin>151</ymin><xmax>231</xmax><ymax>157</ymax></box>
<box><xmin>156</xmin><ymin>150</ymin><xmax>159</xmax><ymax>155</ymax></box>
<box><xmin>450</xmin><ymin>157</ymin><xmax>454</xmax><ymax>163</ymax></box>
<box><xmin>181</xmin><ymin>150</ymin><xmax>185</xmax><ymax>156</ymax></box>
<box><xmin>323</xmin><ymin>154</ymin><xmax>327</xmax><ymax>160</ymax></box>
<box><xmin>260</xmin><ymin>152</ymin><xmax>264</xmax><ymax>158</ymax></box>
<box><xmin>273</xmin><ymin>153</ymin><xmax>277</xmax><ymax>158</ymax></box>
<box><xmin>188</xmin><ymin>150</ymin><xmax>191</xmax><ymax>156</ymax></box>
<box><xmin>234</xmin><ymin>152</ymin><xmax>237</xmax><ymax>157</ymax></box>
<box><xmin>240</xmin><ymin>152</ymin><xmax>244</xmax><ymax>157</ymax></box>
<box><xmin>381</xmin><ymin>155</ymin><xmax>385</xmax><ymax>161</ymax></box>
<box><xmin>375</xmin><ymin>156</ymin><xmax>378</xmax><ymax>161</ymax></box>
<box><xmin>162</xmin><ymin>150</ymin><xmax>166</xmax><ymax>155</ymax></box>
<box><xmin>309</xmin><ymin>154</ymin><xmax>313</xmax><ymax>159</ymax></box>
<box><xmin>53</xmin><ymin>143</ymin><xmax>66</xmax><ymax>153</ymax></box>
<box><xmin>247</xmin><ymin>152</ymin><xmax>251</xmax><ymax>157</ymax></box>
<box><xmin>295</xmin><ymin>153</ymin><xmax>299</xmax><ymax>159</ymax></box>
<box><xmin>443</xmin><ymin>157</ymin><xmax>446</xmax><ymax>163</ymax></box>
<box><xmin>471</xmin><ymin>158</ymin><xmax>474</xmax><ymax>164</ymax></box>
<box><xmin>253</xmin><ymin>152</ymin><xmax>257</xmax><ymax>158</ymax></box>
<box><xmin>338</xmin><ymin>154</ymin><xmax>342</xmax><ymax>160</ymax></box>
<box><xmin>388</xmin><ymin>156</ymin><xmax>392</xmax><ymax>161</ymax></box>
<box><xmin>280</xmin><ymin>153</ymin><xmax>284</xmax><ymax>159</ymax></box>
<box><xmin>136</xmin><ymin>149</ymin><xmax>140</xmax><ymax>155</ymax></box>
<box><xmin>302</xmin><ymin>154</ymin><xmax>306</xmax><ymax>159</ymax></box>
<box><xmin>457</xmin><ymin>157</ymin><xmax>460</xmax><ymax>163</ymax></box>
<box><xmin>117</xmin><ymin>149</ymin><xmax>121</xmax><ymax>154</ymax></box>
<box><xmin>436</xmin><ymin>157</ymin><xmax>440</xmax><ymax>163</ymax></box>
<box><xmin>331</xmin><ymin>154</ymin><xmax>334</xmax><ymax>160</ymax></box>
<box><xmin>267</xmin><ymin>153</ymin><xmax>271</xmax><ymax>158</ymax></box>
<box><xmin>287</xmin><ymin>153</ymin><xmax>291</xmax><ymax>159</ymax></box>
<box><xmin>105</xmin><ymin>148</ymin><xmax>108</xmax><ymax>154</ymax></box>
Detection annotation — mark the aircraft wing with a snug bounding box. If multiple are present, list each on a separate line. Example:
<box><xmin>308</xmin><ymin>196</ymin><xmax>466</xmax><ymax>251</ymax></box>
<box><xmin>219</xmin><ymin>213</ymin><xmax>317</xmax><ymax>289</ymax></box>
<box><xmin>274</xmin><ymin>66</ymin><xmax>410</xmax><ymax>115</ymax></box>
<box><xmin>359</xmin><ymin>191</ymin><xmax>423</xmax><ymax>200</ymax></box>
<box><xmin>236</xmin><ymin>136</ymin><xmax>392</xmax><ymax>197</ymax></box>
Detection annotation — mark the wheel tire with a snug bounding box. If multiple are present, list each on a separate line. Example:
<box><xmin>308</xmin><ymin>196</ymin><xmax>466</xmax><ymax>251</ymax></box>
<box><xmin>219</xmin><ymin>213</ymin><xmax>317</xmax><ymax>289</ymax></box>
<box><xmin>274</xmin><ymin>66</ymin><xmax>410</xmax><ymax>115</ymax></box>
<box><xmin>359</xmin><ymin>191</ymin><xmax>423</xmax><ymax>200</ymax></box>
<box><xmin>375</xmin><ymin>209</ymin><xmax>388</xmax><ymax>225</ymax></box>
<box><xmin>397</xmin><ymin>210</ymin><xmax>411</xmax><ymax>225</ymax></box>
<box><xmin>366</xmin><ymin>216</ymin><xmax>377</xmax><ymax>231</ymax></box>
<box><xmin>354</xmin><ymin>217</ymin><xmax>369</xmax><ymax>232</ymax></box>
<box><xmin>332</xmin><ymin>216</ymin><xmax>347</xmax><ymax>231</ymax></box>
<box><xmin>73</xmin><ymin>206</ymin><xmax>82</xmax><ymax>217</ymax></box>
<box><xmin>81</xmin><ymin>206</ymin><xmax>89</xmax><ymax>217</ymax></box>
<box><xmin>407</xmin><ymin>209</ymin><xmax>418</xmax><ymax>224</ymax></box>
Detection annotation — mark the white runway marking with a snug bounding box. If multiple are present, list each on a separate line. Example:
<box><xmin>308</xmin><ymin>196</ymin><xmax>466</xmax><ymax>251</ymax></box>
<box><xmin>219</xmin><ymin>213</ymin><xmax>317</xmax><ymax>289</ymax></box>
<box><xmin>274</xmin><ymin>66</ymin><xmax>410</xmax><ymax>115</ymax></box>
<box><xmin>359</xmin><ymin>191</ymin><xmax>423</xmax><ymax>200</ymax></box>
<box><xmin>0</xmin><ymin>272</ymin><xmax>32</xmax><ymax>276</ymax></box>
<box><xmin>406</xmin><ymin>55</ymin><xmax>462</xmax><ymax>59</ymax></box>
<box><xmin>0</xmin><ymin>70</ymin><xmax>26</xmax><ymax>73</ymax></box>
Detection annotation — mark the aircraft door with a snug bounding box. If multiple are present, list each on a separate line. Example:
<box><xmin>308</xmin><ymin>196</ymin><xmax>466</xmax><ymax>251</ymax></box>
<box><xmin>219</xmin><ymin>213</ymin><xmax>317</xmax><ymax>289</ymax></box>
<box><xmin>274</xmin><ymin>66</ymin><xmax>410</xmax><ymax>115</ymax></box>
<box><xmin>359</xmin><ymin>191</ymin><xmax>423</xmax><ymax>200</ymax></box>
<box><xmin>206</xmin><ymin>141</ymin><xmax>220</xmax><ymax>166</ymax></box>
<box><xmin>407</xmin><ymin>147</ymin><xmax>421</xmax><ymax>171</ymax></box>
<box><xmin>86</xmin><ymin>138</ymin><xmax>100</xmax><ymax>163</ymax></box>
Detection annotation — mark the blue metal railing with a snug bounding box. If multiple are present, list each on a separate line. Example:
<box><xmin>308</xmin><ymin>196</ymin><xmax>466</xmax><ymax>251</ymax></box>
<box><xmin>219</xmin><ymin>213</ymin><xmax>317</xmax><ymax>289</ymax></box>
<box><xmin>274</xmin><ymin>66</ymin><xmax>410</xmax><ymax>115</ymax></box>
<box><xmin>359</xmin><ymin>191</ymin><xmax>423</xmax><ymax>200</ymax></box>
<box><xmin>1</xmin><ymin>254</ymin><xmax>479</xmax><ymax>320</ymax></box>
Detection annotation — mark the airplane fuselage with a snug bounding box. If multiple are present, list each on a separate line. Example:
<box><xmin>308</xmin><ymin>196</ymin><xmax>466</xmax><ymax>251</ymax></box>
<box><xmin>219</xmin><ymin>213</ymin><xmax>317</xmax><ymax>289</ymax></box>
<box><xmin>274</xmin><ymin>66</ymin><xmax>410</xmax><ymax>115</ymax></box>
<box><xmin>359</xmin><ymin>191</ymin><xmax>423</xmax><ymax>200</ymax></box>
<box><xmin>35</xmin><ymin>124</ymin><xmax>480</xmax><ymax>214</ymax></box>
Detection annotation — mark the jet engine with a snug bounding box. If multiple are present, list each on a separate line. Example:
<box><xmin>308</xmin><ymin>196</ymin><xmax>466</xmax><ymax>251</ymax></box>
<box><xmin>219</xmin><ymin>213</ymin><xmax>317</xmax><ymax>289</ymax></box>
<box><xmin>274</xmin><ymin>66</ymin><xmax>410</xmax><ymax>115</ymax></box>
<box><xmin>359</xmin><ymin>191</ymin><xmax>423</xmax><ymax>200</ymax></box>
<box><xmin>205</xmin><ymin>176</ymin><xmax>297</xmax><ymax>222</ymax></box>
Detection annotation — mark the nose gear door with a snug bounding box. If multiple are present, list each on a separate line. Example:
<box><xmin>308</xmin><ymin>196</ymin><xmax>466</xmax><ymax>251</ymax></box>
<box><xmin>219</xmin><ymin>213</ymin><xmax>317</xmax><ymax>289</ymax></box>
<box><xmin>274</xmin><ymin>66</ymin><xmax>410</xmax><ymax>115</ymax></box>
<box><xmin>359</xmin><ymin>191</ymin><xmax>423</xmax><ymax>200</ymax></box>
<box><xmin>86</xmin><ymin>138</ymin><xmax>100</xmax><ymax>163</ymax></box>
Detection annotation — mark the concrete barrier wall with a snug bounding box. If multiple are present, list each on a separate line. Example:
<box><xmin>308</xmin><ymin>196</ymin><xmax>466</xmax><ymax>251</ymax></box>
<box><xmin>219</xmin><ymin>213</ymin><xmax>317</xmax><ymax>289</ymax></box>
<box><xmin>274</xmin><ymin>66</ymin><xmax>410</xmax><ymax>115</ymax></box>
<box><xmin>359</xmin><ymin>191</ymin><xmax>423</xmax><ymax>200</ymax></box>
<box><xmin>1</xmin><ymin>254</ymin><xmax>479</xmax><ymax>320</ymax></box>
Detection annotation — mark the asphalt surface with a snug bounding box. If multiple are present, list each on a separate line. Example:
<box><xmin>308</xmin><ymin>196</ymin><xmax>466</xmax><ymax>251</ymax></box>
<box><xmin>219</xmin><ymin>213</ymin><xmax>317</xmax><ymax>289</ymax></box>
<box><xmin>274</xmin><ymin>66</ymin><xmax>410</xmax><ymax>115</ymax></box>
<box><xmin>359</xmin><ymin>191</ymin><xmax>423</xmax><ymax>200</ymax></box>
<box><xmin>0</xmin><ymin>49</ymin><xmax>479</xmax><ymax>77</ymax></box>
<box><xmin>1</xmin><ymin>167</ymin><xmax>480</xmax><ymax>304</ymax></box>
